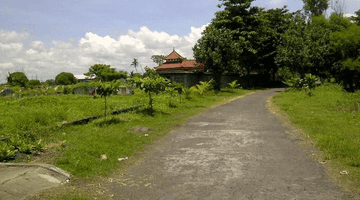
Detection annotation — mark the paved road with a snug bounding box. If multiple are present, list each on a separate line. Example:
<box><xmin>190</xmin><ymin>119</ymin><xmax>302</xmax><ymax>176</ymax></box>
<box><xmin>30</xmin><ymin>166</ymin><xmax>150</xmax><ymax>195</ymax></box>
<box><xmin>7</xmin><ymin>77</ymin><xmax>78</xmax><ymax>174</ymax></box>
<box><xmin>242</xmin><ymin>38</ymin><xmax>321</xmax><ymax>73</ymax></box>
<box><xmin>103</xmin><ymin>89</ymin><xmax>352</xmax><ymax>200</ymax></box>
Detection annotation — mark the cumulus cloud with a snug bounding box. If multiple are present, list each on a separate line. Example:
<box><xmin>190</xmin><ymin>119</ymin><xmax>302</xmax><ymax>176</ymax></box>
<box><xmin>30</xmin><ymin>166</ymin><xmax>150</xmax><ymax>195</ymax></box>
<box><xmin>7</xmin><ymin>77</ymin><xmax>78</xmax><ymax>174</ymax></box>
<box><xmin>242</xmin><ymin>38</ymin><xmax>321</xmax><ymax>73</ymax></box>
<box><xmin>0</xmin><ymin>25</ymin><xmax>207</xmax><ymax>83</ymax></box>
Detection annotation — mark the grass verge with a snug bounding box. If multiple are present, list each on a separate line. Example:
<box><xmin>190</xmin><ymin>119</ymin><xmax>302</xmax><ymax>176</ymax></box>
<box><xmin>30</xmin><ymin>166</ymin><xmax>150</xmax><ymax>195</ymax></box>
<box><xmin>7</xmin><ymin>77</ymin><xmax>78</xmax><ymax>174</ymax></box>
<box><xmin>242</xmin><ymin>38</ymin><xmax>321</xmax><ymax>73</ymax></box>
<box><xmin>272</xmin><ymin>84</ymin><xmax>360</xmax><ymax>197</ymax></box>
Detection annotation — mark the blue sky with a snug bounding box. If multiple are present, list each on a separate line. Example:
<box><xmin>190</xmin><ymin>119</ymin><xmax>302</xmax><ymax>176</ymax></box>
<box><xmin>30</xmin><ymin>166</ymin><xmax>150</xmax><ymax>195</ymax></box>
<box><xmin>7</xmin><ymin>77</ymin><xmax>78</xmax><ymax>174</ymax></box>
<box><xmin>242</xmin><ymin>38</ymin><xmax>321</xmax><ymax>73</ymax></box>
<box><xmin>0</xmin><ymin>0</ymin><xmax>359</xmax><ymax>82</ymax></box>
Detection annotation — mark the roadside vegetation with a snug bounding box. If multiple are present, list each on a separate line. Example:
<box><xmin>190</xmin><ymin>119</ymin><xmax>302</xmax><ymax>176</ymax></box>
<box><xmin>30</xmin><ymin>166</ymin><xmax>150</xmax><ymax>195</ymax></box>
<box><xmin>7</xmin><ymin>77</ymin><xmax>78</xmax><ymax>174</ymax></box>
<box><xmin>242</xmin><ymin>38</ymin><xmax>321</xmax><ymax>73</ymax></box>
<box><xmin>273</xmin><ymin>83</ymin><xmax>360</xmax><ymax>194</ymax></box>
<box><xmin>1</xmin><ymin>68</ymin><xmax>250</xmax><ymax>177</ymax></box>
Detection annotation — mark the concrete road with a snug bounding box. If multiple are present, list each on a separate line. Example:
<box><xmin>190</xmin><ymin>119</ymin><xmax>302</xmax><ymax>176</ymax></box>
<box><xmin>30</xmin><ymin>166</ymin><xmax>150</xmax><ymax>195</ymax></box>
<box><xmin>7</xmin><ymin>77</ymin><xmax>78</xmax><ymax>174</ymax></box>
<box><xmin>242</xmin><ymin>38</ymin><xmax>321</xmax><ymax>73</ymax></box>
<box><xmin>103</xmin><ymin>89</ymin><xmax>353</xmax><ymax>200</ymax></box>
<box><xmin>0</xmin><ymin>163</ymin><xmax>70</xmax><ymax>200</ymax></box>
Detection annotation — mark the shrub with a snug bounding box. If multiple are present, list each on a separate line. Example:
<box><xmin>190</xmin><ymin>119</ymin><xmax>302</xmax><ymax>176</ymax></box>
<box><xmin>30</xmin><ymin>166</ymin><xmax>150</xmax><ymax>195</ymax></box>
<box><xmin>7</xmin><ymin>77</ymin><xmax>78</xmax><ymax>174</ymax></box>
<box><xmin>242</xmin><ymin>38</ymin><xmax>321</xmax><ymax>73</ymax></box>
<box><xmin>55</xmin><ymin>72</ymin><xmax>77</xmax><ymax>85</ymax></box>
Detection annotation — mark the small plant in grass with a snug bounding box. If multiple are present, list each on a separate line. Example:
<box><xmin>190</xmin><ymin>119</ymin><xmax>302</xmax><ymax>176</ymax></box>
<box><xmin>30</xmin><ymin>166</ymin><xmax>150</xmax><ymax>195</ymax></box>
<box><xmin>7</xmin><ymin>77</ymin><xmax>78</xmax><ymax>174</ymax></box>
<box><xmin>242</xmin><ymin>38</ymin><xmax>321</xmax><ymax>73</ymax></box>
<box><xmin>289</xmin><ymin>74</ymin><xmax>319</xmax><ymax>96</ymax></box>
<box><xmin>228</xmin><ymin>80</ymin><xmax>241</xmax><ymax>89</ymax></box>
<box><xmin>0</xmin><ymin>142</ymin><xmax>16</xmax><ymax>161</ymax></box>
<box><xmin>93</xmin><ymin>81</ymin><xmax>123</xmax><ymax>118</ymax></box>
<box><xmin>183</xmin><ymin>87</ymin><xmax>192</xmax><ymax>100</ymax></box>
<box><xmin>131</xmin><ymin>67</ymin><xmax>169</xmax><ymax>114</ymax></box>
<box><xmin>192</xmin><ymin>79</ymin><xmax>214</xmax><ymax>95</ymax></box>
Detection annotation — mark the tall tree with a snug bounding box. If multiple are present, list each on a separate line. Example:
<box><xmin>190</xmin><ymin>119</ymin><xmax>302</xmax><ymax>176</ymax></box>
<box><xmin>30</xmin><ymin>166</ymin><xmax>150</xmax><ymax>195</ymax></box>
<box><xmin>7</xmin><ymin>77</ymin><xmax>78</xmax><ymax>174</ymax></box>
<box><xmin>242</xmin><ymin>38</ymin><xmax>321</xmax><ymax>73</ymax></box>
<box><xmin>193</xmin><ymin>0</ymin><xmax>263</xmax><ymax>90</ymax></box>
<box><xmin>257</xmin><ymin>7</ymin><xmax>292</xmax><ymax>81</ymax></box>
<box><xmin>276</xmin><ymin>12</ymin><xmax>333</xmax><ymax>78</ymax></box>
<box><xmin>302</xmin><ymin>0</ymin><xmax>329</xmax><ymax>17</ymax></box>
<box><xmin>131</xmin><ymin>58</ymin><xmax>139</xmax><ymax>73</ymax></box>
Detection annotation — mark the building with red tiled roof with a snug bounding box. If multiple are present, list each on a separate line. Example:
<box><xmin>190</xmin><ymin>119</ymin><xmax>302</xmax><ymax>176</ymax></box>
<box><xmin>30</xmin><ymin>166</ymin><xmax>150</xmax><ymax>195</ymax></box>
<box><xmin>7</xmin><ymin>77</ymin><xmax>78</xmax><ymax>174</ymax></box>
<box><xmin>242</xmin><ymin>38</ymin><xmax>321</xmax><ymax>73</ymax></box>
<box><xmin>155</xmin><ymin>49</ymin><xmax>204</xmax><ymax>72</ymax></box>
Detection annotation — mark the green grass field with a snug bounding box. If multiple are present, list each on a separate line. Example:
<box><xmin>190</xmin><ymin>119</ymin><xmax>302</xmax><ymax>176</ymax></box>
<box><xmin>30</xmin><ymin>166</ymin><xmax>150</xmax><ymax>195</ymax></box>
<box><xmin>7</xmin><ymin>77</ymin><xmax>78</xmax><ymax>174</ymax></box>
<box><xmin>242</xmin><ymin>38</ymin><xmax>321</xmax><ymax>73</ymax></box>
<box><xmin>273</xmin><ymin>84</ymin><xmax>360</xmax><ymax>195</ymax></box>
<box><xmin>1</xmin><ymin>88</ymin><xmax>250</xmax><ymax>178</ymax></box>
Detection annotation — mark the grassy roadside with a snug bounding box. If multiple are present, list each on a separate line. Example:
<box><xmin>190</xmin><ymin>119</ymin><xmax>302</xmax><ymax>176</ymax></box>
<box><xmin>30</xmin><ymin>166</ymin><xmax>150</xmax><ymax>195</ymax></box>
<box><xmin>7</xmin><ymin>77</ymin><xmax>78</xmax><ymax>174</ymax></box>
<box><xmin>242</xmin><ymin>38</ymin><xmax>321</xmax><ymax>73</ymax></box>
<box><xmin>272</xmin><ymin>84</ymin><xmax>360</xmax><ymax>197</ymax></box>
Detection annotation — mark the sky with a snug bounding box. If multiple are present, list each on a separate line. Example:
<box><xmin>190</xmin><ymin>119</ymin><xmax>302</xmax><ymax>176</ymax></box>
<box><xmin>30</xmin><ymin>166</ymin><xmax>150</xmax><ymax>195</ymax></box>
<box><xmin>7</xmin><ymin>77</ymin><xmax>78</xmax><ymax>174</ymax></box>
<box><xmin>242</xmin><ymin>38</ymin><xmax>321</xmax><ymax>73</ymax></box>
<box><xmin>0</xmin><ymin>0</ymin><xmax>359</xmax><ymax>83</ymax></box>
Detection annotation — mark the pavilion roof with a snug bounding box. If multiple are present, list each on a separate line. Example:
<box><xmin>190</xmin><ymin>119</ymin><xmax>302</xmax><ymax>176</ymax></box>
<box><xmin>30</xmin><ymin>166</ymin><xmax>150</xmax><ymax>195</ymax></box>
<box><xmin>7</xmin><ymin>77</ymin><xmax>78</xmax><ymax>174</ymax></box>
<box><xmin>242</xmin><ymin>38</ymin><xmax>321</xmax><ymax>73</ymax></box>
<box><xmin>164</xmin><ymin>49</ymin><xmax>184</xmax><ymax>60</ymax></box>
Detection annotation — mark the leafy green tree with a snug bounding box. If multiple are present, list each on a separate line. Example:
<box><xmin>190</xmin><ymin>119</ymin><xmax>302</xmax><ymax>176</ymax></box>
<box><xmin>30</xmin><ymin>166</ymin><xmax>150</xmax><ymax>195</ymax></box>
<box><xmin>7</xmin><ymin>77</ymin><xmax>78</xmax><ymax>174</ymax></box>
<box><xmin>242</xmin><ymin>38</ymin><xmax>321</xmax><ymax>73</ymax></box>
<box><xmin>302</xmin><ymin>0</ymin><xmax>329</xmax><ymax>17</ymax></box>
<box><xmin>93</xmin><ymin>81</ymin><xmax>123</xmax><ymax>118</ymax></box>
<box><xmin>84</xmin><ymin>64</ymin><xmax>126</xmax><ymax>82</ymax></box>
<box><xmin>193</xmin><ymin>25</ymin><xmax>241</xmax><ymax>90</ymax></box>
<box><xmin>330</xmin><ymin>24</ymin><xmax>360</xmax><ymax>91</ymax></box>
<box><xmin>276</xmin><ymin>13</ymin><xmax>333</xmax><ymax>79</ymax></box>
<box><xmin>131</xmin><ymin>67</ymin><xmax>169</xmax><ymax>114</ymax></box>
<box><xmin>26</xmin><ymin>80</ymin><xmax>41</xmax><ymax>89</ymax></box>
<box><xmin>7</xmin><ymin>72</ymin><xmax>29</xmax><ymax>87</ymax></box>
<box><xmin>257</xmin><ymin>7</ymin><xmax>292</xmax><ymax>80</ymax></box>
<box><xmin>350</xmin><ymin>9</ymin><xmax>360</xmax><ymax>26</ymax></box>
<box><xmin>194</xmin><ymin>0</ymin><xmax>263</xmax><ymax>90</ymax></box>
<box><xmin>55</xmin><ymin>72</ymin><xmax>77</xmax><ymax>85</ymax></box>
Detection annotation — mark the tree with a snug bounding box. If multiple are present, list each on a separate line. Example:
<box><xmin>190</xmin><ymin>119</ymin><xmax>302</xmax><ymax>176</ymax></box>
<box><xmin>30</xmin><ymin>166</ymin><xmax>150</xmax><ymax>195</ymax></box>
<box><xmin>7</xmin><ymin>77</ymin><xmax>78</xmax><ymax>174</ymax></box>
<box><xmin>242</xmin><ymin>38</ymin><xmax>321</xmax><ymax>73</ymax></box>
<box><xmin>257</xmin><ymin>7</ymin><xmax>292</xmax><ymax>81</ymax></box>
<box><xmin>276</xmin><ymin>13</ymin><xmax>333</xmax><ymax>79</ymax></box>
<box><xmin>193</xmin><ymin>25</ymin><xmax>241</xmax><ymax>90</ymax></box>
<box><xmin>131</xmin><ymin>58</ymin><xmax>139</xmax><ymax>73</ymax></box>
<box><xmin>330</xmin><ymin>24</ymin><xmax>360</xmax><ymax>91</ymax></box>
<box><xmin>26</xmin><ymin>80</ymin><xmax>41</xmax><ymax>89</ymax></box>
<box><xmin>151</xmin><ymin>55</ymin><xmax>165</xmax><ymax>66</ymax></box>
<box><xmin>7</xmin><ymin>72</ymin><xmax>29</xmax><ymax>87</ymax></box>
<box><xmin>131</xmin><ymin>67</ymin><xmax>169</xmax><ymax>114</ymax></box>
<box><xmin>93</xmin><ymin>81</ymin><xmax>123</xmax><ymax>118</ymax></box>
<box><xmin>193</xmin><ymin>0</ymin><xmax>263</xmax><ymax>90</ymax></box>
<box><xmin>350</xmin><ymin>9</ymin><xmax>360</xmax><ymax>26</ymax></box>
<box><xmin>84</xmin><ymin>64</ymin><xmax>126</xmax><ymax>82</ymax></box>
<box><xmin>302</xmin><ymin>0</ymin><xmax>329</xmax><ymax>17</ymax></box>
<box><xmin>55</xmin><ymin>72</ymin><xmax>77</xmax><ymax>85</ymax></box>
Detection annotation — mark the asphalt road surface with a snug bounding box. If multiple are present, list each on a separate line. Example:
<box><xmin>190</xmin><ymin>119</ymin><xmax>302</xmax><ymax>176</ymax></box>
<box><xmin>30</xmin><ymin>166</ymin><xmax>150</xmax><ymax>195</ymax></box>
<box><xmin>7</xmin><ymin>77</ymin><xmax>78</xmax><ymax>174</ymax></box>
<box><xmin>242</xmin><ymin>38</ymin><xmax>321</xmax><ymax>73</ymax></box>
<box><xmin>102</xmin><ymin>89</ymin><xmax>353</xmax><ymax>200</ymax></box>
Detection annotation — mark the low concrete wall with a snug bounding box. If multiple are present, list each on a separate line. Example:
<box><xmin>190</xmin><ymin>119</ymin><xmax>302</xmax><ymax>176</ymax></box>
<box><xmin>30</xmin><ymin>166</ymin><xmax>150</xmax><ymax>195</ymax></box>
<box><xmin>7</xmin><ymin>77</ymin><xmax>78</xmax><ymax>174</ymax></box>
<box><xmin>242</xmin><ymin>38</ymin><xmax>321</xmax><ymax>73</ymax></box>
<box><xmin>158</xmin><ymin>71</ymin><xmax>271</xmax><ymax>88</ymax></box>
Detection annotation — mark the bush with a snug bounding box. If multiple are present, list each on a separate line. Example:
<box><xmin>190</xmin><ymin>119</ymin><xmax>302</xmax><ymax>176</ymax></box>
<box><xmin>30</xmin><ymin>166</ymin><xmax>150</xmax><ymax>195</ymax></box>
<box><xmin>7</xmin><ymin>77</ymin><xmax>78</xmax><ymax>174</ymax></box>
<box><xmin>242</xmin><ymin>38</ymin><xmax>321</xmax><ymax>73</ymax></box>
<box><xmin>26</xmin><ymin>80</ymin><xmax>41</xmax><ymax>89</ymax></box>
<box><xmin>55</xmin><ymin>72</ymin><xmax>77</xmax><ymax>85</ymax></box>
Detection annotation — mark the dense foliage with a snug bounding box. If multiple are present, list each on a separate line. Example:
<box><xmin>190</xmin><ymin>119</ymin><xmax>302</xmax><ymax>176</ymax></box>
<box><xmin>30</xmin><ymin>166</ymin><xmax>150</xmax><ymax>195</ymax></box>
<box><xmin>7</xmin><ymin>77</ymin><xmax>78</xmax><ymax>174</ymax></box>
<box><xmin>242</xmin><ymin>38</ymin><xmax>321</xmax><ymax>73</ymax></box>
<box><xmin>7</xmin><ymin>72</ymin><xmax>29</xmax><ymax>87</ymax></box>
<box><xmin>55</xmin><ymin>72</ymin><xmax>77</xmax><ymax>85</ymax></box>
<box><xmin>26</xmin><ymin>79</ymin><xmax>41</xmax><ymax>89</ymax></box>
<box><xmin>194</xmin><ymin>0</ymin><xmax>360</xmax><ymax>92</ymax></box>
<box><xmin>84</xmin><ymin>64</ymin><xmax>127</xmax><ymax>82</ymax></box>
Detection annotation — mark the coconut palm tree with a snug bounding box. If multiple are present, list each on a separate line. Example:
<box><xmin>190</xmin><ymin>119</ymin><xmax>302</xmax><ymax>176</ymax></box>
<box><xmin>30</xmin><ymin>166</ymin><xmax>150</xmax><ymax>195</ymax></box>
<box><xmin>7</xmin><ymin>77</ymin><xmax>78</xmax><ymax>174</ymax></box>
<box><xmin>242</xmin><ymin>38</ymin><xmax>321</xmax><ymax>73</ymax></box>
<box><xmin>131</xmin><ymin>58</ymin><xmax>139</xmax><ymax>73</ymax></box>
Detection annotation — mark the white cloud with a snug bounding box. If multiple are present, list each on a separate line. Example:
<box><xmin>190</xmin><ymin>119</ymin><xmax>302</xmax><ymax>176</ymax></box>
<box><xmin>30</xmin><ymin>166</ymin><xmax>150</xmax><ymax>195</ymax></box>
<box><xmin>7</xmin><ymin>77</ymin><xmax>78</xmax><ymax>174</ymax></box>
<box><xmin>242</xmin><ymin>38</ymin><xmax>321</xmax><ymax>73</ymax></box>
<box><xmin>0</xmin><ymin>25</ymin><xmax>206</xmax><ymax>83</ymax></box>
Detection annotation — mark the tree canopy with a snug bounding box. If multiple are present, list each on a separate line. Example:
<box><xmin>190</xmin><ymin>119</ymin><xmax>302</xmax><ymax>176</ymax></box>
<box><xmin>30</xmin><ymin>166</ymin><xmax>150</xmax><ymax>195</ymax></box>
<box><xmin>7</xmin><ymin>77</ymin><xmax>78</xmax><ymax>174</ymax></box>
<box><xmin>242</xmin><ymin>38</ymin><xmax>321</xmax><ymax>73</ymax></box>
<box><xmin>7</xmin><ymin>72</ymin><xmax>29</xmax><ymax>87</ymax></box>
<box><xmin>84</xmin><ymin>64</ymin><xmax>127</xmax><ymax>82</ymax></box>
<box><xmin>194</xmin><ymin>0</ymin><xmax>266</xmax><ymax>90</ymax></box>
<box><xmin>55</xmin><ymin>72</ymin><xmax>77</xmax><ymax>85</ymax></box>
<box><xmin>302</xmin><ymin>0</ymin><xmax>329</xmax><ymax>17</ymax></box>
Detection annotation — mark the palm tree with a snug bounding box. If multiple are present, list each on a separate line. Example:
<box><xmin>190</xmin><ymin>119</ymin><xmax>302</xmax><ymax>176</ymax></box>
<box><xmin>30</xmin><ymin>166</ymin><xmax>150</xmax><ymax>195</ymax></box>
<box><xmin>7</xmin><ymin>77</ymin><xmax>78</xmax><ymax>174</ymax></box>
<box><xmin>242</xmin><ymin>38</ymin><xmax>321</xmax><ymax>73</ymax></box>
<box><xmin>131</xmin><ymin>58</ymin><xmax>139</xmax><ymax>73</ymax></box>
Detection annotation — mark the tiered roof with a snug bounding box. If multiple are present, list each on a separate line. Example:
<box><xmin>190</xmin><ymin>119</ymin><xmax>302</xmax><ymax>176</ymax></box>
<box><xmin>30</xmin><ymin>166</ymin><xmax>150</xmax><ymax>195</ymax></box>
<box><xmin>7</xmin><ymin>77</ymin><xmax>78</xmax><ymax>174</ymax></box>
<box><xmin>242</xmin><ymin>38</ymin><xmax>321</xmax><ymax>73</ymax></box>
<box><xmin>155</xmin><ymin>49</ymin><xmax>204</xmax><ymax>72</ymax></box>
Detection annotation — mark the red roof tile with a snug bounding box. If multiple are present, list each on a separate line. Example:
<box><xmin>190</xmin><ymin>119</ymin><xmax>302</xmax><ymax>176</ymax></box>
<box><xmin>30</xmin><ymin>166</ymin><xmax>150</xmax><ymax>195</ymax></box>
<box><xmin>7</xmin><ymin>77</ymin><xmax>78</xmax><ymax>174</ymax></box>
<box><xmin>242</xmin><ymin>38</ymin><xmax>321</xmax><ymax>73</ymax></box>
<box><xmin>156</xmin><ymin>60</ymin><xmax>204</xmax><ymax>71</ymax></box>
<box><xmin>164</xmin><ymin>49</ymin><xmax>184</xmax><ymax>60</ymax></box>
